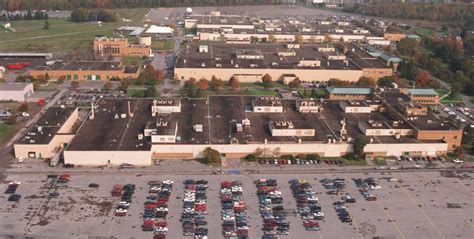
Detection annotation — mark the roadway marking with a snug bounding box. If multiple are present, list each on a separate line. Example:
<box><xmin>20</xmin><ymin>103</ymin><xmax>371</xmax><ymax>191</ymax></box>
<box><xmin>418</xmin><ymin>173</ymin><xmax>473</xmax><ymax>228</ymax></box>
<box><xmin>343</xmin><ymin>205</ymin><xmax>364</xmax><ymax>239</ymax></box>
<box><xmin>355</xmin><ymin>173</ymin><xmax>405</xmax><ymax>239</ymax></box>
<box><xmin>375</xmin><ymin>194</ymin><xmax>406</xmax><ymax>239</ymax></box>
<box><xmin>399</xmin><ymin>184</ymin><xmax>446</xmax><ymax>239</ymax></box>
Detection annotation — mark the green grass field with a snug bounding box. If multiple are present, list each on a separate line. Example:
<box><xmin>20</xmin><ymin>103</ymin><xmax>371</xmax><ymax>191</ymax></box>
<box><xmin>297</xmin><ymin>88</ymin><xmax>326</xmax><ymax>98</ymax></box>
<box><xmin>0</xmin><ymin>8</ymin><xmax>149</xmax><ymax>53</ymax></box>
<box><xmin>151</xmin><ymin>40</ymin><xmax>175</xmax><ymax>50</ymax></box>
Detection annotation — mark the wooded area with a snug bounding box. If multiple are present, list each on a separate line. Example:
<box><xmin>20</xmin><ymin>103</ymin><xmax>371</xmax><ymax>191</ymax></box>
<box><xmin>0</xmin><ymin>0</ymin><xmax>285</xmax><ymax>10</ymax></box>
<box><xmin>343</xmin><ymin>3</ymin><xmax>474</xmax><ymax>28</ymax></box>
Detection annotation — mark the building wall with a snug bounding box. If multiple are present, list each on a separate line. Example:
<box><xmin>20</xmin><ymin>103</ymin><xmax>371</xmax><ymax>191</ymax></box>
<box><xmin>57</xmin><ymin>108</ymin><xmax>79</xmax><ymax>134</ymax></box>
<box><xmin>93</xmin><ymin>38</ymin><xmax>151</xmax><ymax>57</ymax></box>
<box><xmin>362</xmin><ymin>68</ymin><xmax>393</xmax><ymax>80</ymax></box>
<box><xmin>415</xmin><ymin>130</ymin><xmax>462</xmax><ymax>150</ymax></box>
<box><xmin>175</xmin><ymin>67</ymin><xmax>363</xmax><ymax>83</ymax></box>
<box><xmin>64</xmin><ymin>150</ymin><xmax>152</xmax><ymax>166</ymax></box>
<box><xmin>30</xmin><ymin>69</ymin><xmax>140</xmax><ymax>81</ymax></box>
<box><xmin>384</xmin><ymin>33</ymin><xmax>406</xmax><ymax>42</ymax></box>
<box><xmin>14</xmin><ymin>134</ymin><xmax>75</xmax><ymax>159</ymax></box>
<box><xmin>327</xmin><ymin>93</ymin><xmax>369</xmax><ymax>100</ymax></box>
<box><xmin>364</xmin><ymin>142</ymin><xmax>447</xmax><ymax>157</ymax></box>
<box><xmin>0</xmin><ymin>84</ymin><xmax>34</xmax><ymax>101</ymax></box>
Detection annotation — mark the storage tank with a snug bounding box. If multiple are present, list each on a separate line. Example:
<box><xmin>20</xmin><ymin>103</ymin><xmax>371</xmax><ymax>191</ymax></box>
<box><xmin>139</xmin><ymin>36</ymin><xmax>152</xmax><ymax>46</ymax></box>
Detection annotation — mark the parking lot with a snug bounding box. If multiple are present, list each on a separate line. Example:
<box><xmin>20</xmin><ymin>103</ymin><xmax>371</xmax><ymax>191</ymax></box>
<box><xmin>0</xmin><ymin>170</ymin><xmax>472</xmax><ymax>238</ymax></box>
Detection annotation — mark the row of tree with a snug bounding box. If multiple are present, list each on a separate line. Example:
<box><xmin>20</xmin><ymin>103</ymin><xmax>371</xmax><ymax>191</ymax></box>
<box><xmin>0</xmin><ymin>10</ymin><xmax>48</xmax><ymax>21</ymax></box>
<box><xmin>343</xmin><ymin>3</ymin><xmax>474</xmax><ymax>28</ymax></box>
<box><xmin>70</xmin><ymin>9</ymin><xmax>117</xmax><ymax>22</ymax></box>
<box><xmin>0</xmin><ymin>0</ymin><xmax>285</xmax><ymax>10</ymax></box>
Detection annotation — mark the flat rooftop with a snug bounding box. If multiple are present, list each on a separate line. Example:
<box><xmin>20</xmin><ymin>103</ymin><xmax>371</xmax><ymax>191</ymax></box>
<box><xmin>35</xmin><ymin>61</ymin><xmax>128</xmax><ymax>72</ymax></box>
<box><xmin>17</xmin><ymin>107</ymin><xmax>76</xmax><ymax>145</ymax></box>
<box><xmin>66</xmin><ymin>96</ymin><xmax>452</xmax><ymax>151</ymax></box>
<box><xmin>0</xmin><ymin>83</ymin><xmax>32</xmax><ymax>91</ymax></box>
<box><xmin>176</xmin><ymin>43</ymin><xmax>388</xmax><ymax>71</ymax></box>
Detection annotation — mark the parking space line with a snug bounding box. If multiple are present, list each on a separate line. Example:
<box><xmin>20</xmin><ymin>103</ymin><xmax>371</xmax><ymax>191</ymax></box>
<box><xmin>375</xmin><ymin>199</ymin><xmax>406</xmax><ymax>239</ymax></box>
<box><xmin>342</xmin><ymin>206</ymin><xmax>364</xmax><ymax>239</ymax></box>
<box><xmin>419</xmin><ymin>173</ymin><xmax>473</xmax><ymax>228</ymax></box>
<box><xmin>399</xmin><ymin>184</ymin><xmax>446</xmax><ymax>239</ymax></box>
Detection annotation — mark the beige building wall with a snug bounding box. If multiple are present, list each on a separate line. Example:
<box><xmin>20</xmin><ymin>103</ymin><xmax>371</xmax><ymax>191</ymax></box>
<box><xmin>64</xmin><ymin>150</ymin><xmax>152</xmax><ymax>166</ymax></box>
<box><xmin>14</xmin><ymin>134</ymin><xmax>75</xmax><ymax>159</ymax></box>
<box><xmin>415</xmin><ymin>130</ymin><xmax>462</xmax><ymax>150</ymax></box>
<box><xmin>364</xmin><ymin>142</ymin><xmax>448</xmax><ymax>156</ymax></box>
<box><xmin>175</xmin><ymin>67</ymin><xmax>363</xmax><ymax>83</ymax></box>
<box><xmin>362</xmin><ymin>68</ymin><xmax>393</xmax><ymax>80</ymax></box>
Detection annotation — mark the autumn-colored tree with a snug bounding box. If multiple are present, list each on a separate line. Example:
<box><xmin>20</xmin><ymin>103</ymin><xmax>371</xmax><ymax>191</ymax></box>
<box><xmin>288</xmin><ymin>78</ymin><xmax>301</xmax><ymax>89</ymax></box>
<box><xmin>356</xmin><ymin>76</ymin><xmax>376</xmax><ymax>86</ymax></box>
<box><xmin>229</xmin><ymin>76</ymin><xmax>240</xmax><ymax>91</ymax></box>
<box><xmin>156</xmin><ymin>69</ymin><xmax>166</xmax><ymax>81</ymax></box>
<box><xmin>294</xmin><ymin>34</ymin><xmax>303</xmax><ymax>44</ymax></box>
<box><xmin>210</xmin><ymin>76</ymin><xmax>224</xmax><ymax>91</ymax></box>
<box><xmin>198</xmin><ymin>78</ymin><xmax>209</xmax><ymax>90</ymax></box>
<box><xmin>262</xmin><ymin>74</ymin><xmax>273</xmax><ymax>88</ymax></box>
<box><xmin>415</xmin><ymin>70</ymin><xmax>431</xmax><ymax>87</ymax></box>
<box><xmin>268</xmin><ymin>34</ymin><xmax>275</xmax><ymax>43</ymax></box>
<box><xmin>70</xmin><ymin>81</ymin><xmax>79</xmax><ymax>89</ymax></box>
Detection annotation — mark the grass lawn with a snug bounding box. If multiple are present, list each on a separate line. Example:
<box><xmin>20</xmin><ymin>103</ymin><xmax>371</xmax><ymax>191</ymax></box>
<box><xmin>470</xmin><ymin>96</ymin><xmax>474</xmax><ymax>104</ymax></box>
<box><xmin>179</xmin><ymin>83</ymin><xmax>280</xmax><ymax>98</ymax></box>
<box><xmin>0</xmin><ymin>122</ymin><xmax>17</xmax><ymax>146</ymax></box>
<box><xmin>0</xmin><ymin>8</ymin><xmax>148</xmax><ymax>53</ymax></box>
<box><xmin>441</xmin><ymin>93</ymin><xmax>463</xmax><ymax>103</ymax></box>
<box><xmin>122</xmin><ymin>56</ymin><xmax>145</xmax><ymax>66</ymax></box>
<box><xmin>151</xmin><ymin>40</ymin><xmax>175</xmax><ymax>50</ymax></box>
<box><xmin>297</xmin><ymin>88</ymin><xmax>326</xmax><ymax>98</ymax></box>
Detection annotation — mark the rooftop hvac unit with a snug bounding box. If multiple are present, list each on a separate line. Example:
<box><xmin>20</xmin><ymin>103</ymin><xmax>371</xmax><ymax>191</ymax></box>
<box><xmin>193</xmin><ymin>124</ymin><xmax>203</xmax><ymax>132</ymax></box>
<box><xmin>37</xmin><ymin>126</ymin><xmax>43</xmax><ymax>132</ymax></box>
<box><xmin>242</xmin><ymin>118</ymin><xmax>251</xmax><ymax>127</ymax></box>
<box><xmin>236</xmin><ymin>123</ymin><xmax>243</xmax><ymax>132</ymax></box>
<box><xmin>138</xmin><ymin>134</ymin><xmax>144</xmax><ymax>140</ymax></box>
<box><xmin>120</xmin><ymin>113</ymin><xmax>127</xmax><ymax>119</ymax></box>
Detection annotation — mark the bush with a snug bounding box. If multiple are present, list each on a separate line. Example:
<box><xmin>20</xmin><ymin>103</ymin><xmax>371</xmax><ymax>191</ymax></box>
<box><xmin>202</xmin><ymin>147</ymin><xmax>221</xmax><ymax>165</ymax></box>
<box><xmin>244</xmin><ymin>154</ymin><xmax>257</xmax><ymax>162</ymax></box>
<box><xmin>281</xmin><ymin>154</ymin><xmax>294</xmax><ymax>160</ymax></box>
<box><xmin>306</xmin><ymin>154</ymin><xmax>320</xmax><ymax>161</ymax></box>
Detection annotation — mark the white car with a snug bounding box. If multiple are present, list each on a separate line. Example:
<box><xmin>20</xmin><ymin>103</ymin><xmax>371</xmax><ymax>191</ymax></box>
<box><xmin>452</xmin><ymin>159</ymin><xmax>464</xmax><ymax>164</ymax></box>
<box><xmin>118</xmin><ymin>201</ymin><xmax>130</xmax><ymax>207</ymax></box>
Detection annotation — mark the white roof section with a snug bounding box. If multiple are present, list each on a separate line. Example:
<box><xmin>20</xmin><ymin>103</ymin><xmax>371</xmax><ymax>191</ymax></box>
<box><xmin>145</xmin><ymin>25</ymin><xmax>174</xmax><ymax>34</ymax></box>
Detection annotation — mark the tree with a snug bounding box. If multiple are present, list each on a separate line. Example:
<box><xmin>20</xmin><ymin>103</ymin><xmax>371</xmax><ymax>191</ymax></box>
<box><xmin>311</xmin><ymin>87</ymin><xmax>317</xmax><ymax>98</ymax></box>
<box><xmin>415</xmin><ymin>70</ymin><xmax>431</xmax><ymax>87</ymax></box>
<box><xmin>268</xmin><ymin>34</ymin><xmax>275</xmax><ymax>43</ymax></box>
<box><xmin>353</xmin><ymin>136</ymin><xmax>367</xmax><ymax>160</ymax></box>
<box><xmin>377</xmin><ymin>76</ymin><xmax>393</xmax><ymax>87</ymax></box>
<box><xmin>398</xmin><ymin>59</ymin><xmax>417</xmax><ymax>81</ymax></box>
<box><xmin>18</xmin><ymin>102</ymin><xmax>28</xmax><ymax>112</ymax></box>
<box><xmin>324</xmin><ymin>33</ymin><xmax>332</xmax><ymax>46</ymax></box>
<box><xmin>210</xmin><ymin>76</ymin><xmax>224</xmax><ymax>91</ymax></box>
<box><xmin>43</xmin><ymin>20</ymin><xmax>49</xmax><ymax>30</ymax></box>
<box><xmin>70</xmin><ymin>81</ymin><xmax>79</xmax><ymax>89</ymax></box>
<box><xmin>262</xmin><ymin>74</ymin><xmax>273</xmax><ymax>88</ymax></box>
<box><xmin>250</xmin><ymin>36</ymin><xmax>259</xmax><ymax>44</ymax></box>
<box><xmin>102</xmin><ymin>82</ymin><xmax>112</xmax><ymax>91</ymax></box>
<box><xmin>397</xmin><ymin>38</ymin><xmax>418</xmax><ymax>55</ymax></box>
<box><xmin>118</xmin><ymin>79</ymin><xmax>128</xmax><ymax>93</ymax></box>
<box><xmin>202</xmin><ymin>147</ymin><xmax>221</xmax><ymax>165</ymax></box>
<box><xmin>144</xmin><ymin>86</ymin><xmax>157</xmax><ymax>98</ymax></box>
<box><xmin>294</xmin><ymin>34</ymin><xmax>303</xmax><ymax>44</ymax></box>
<box><xmin>229</xmin><ymin>76</ymin><xmax>240</xmax><ymax>91</ymax></box>
<box><xmin>288</xmin><ymin>78</ymin><xmax>301</xmax><ymax>89</ymax></box>
<box><xmin>197</xmin><ymin>79</ymin><xmax>209</xmax><ymax>90</ymax></box>
<box><xmin>356</xmin><ymin>76</ymin><xmax>376</xmax><ymax>86</ymax></box>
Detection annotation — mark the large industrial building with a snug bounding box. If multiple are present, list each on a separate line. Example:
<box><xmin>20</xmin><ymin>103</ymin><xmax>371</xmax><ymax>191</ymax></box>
<box><xmin>13</xmin><ymin>88</ymin><xmax>461</xmax><ymax>166</ymax></box>
<box><xmin>185</xmin><ymin>12</ymin><xmax>389</xmax><ymax>45</ymax></box>
<box><xmin>175</xmin><ymin>43</ymin><xmax>393</xmax><ymax>83</ymax></box>
<box><xmin>29</xmin><ymin>61</ymin><xmax>141</xmax><ymax>81</ymax></box>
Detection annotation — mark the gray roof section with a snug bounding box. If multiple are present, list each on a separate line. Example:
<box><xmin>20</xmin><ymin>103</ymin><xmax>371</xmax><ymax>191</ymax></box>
<box><xmin>0</xmin><ymin>83</ymin><xmax>32</xmax><ymax>91</ymax></box>
<box><xmin>408</xmin><ymin>88</ymin><xmax>438</xmax><ymax>96</ymax></box>
<box><xmin>327</xmin><ymin>87</ymin><xmax>372</xmax><ymax>95</ymax></box>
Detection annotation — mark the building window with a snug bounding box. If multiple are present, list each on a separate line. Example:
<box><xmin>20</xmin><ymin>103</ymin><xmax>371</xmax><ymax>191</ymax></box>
<box><xmin>454</xmin><ymin>136</ymin><xmax>458</xmax><ymax>139</ymax></box>
<box><xmin>452</xmin><ymin>144</ymin><xmax>456</xmax><ymax>148</ymax></box>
